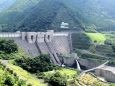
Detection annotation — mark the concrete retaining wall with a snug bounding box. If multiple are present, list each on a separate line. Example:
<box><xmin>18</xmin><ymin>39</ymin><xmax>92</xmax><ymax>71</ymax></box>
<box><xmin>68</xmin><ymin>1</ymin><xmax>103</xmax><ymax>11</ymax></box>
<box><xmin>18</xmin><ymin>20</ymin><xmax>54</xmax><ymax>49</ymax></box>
<box><xmin>95</xmin><ymin>68</ymin><xmax>115</xmax><ymax>83</ymax></box>
<box><xmin>59</xmin><ymin>56</ymin><xmax>77</xmax><ymax>67</ymax></box>
<box><xmin>58</xmin><ymin>56</ymin><xmax>103</xmax><ymax>69</ymax></box>
<box><xmin>78</xmin><ymin>59</ymin><xmax>103</xmax><ymax>69</ymax></box>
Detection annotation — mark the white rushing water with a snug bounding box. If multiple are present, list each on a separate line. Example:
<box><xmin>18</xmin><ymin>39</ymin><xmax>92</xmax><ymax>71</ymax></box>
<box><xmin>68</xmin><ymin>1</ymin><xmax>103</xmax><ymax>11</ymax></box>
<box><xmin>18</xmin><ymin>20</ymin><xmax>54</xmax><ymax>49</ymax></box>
<box><xmin>76</xmin><ymin>60</ymin><xmax>81</xmax><ymax>71</ymax></box>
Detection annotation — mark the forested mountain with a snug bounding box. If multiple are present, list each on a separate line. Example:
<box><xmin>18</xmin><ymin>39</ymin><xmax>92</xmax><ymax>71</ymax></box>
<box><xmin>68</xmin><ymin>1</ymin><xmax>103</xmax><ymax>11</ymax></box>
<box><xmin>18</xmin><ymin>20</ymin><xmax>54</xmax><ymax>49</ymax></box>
<box><xmin>0</xmin><ymin>0</ymin><xmax>115</xmax><ymax>32</ymax></box>
<box><xmin>18</xmin><ymin>0</ymin><xmax>85</xmax><ymax>31</ymax></box>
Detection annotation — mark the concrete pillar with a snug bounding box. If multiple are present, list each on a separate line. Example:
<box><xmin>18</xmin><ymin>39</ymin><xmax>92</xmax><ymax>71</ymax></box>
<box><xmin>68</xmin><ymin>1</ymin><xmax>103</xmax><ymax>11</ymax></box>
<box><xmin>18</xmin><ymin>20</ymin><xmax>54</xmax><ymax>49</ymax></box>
<box><xmin>37</xmin><ymin>32</ymin><xmax>45</xmax><ymax>43</ymax></box>
<box><xmin>27</xmin><ymin>32</ymin><xmax>37</xmax><ymax>43</ymax></box>
<box><xmin>45</xmin><ymin>30</ymin><xmax>54</xmax><ymax>42</ymax></box>
<box><xmin>21</xmin><ymin>32</ymin><xmax>26</xmax><ymax>40</ymax></box>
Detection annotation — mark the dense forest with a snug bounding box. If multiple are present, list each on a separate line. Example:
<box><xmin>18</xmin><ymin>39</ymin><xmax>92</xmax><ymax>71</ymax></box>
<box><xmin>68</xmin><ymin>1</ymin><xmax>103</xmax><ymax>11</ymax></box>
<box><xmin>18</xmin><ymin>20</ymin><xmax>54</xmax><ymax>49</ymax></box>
<box><xmin>0</xmin><ymin>0</ymin><xmax>115</xmax><ymax>32</ymax></box>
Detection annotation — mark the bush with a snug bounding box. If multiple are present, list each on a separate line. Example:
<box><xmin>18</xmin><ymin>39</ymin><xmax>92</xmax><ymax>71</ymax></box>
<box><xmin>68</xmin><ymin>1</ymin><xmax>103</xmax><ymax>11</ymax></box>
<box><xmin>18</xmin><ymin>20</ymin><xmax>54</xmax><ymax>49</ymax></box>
<box><xmin>43</xmin><ymin>73</ymin><xmax>53</xmax><ymax>82</ymax></box>
<box><xmin>46</xmin><ymin>72</ymin><xmax>67</xmax><ymax>86</ymax></box>
<box><xmin>15</xmin><ymin>54</ymin><xmax>60</xmax><ymax>72</ymax></box>
<box><xmin>109</xmin><ymin>61</ymin><xmax>115</xmax><ymax>65</ymax></box>
<box><xmin>4</xmin><ymin>75</ymin><xmax>15</xmax><ymax>86</ymax></box>
<box><xmin>18</xmin><ymin>80</ymin><xmax>26</xmax><ymax>86</ymax></box>
<box><xmin>9</xmin><ymin>69</ymin><xmax>13</xmax><ymax>74</ymax></box>
<box><xmin>0</xmin><ymin>39</ymin><xmax>18</xmax><ymax>54</ymax></box>
<box><xmin>14</xmin><ymin>73</ymin><xmax>17</xmax><ymax>76</ymax></box>
<box><xmin>36</xmin><ymin>72</ymin><xmax>45</xmax><ymax>79</ymax></box>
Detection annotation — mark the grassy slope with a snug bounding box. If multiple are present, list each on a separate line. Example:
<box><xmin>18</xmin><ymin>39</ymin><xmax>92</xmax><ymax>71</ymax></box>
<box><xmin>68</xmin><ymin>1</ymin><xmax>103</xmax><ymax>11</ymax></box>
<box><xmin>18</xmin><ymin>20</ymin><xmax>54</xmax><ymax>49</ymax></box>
<box><xmin>9</xmin><ymin>62</ymin><xmax>46</xmax><ymax>86</ymax></box>
<box><xmin>44</xmin><ymin>68</ymin><xmax>80</xmax><ymax>79</ymax></box>
<box><xmin>85</xmin><ymin>32</ymin><xmax>115</xmax><ymax>56</ymax></box>
<box><xmin>85</xmin><ymin>32</ymin><xmax>106</xmax><ymax>44</ymax></box>
<box><xmin>0</xmin><ymin>61</ymin><xmax>29</xmax><ymax>86</ymax></box>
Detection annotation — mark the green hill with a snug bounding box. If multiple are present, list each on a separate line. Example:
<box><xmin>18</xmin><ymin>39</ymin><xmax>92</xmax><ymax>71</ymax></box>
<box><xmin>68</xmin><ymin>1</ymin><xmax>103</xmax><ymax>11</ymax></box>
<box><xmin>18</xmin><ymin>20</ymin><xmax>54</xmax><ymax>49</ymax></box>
<box><xmin>17</xmin><ymin>0</ymin><xmax>85</xmax><ymax>31</ymax></box>
<box><xmin>0</xmin><ymin>0</ymin><xmax>115</xmax><ymax>31</ymax></box>
<box><xmin>0</xmin><ymin>0</ymin><xmax>40</xmax><ymax>24</ymax></box>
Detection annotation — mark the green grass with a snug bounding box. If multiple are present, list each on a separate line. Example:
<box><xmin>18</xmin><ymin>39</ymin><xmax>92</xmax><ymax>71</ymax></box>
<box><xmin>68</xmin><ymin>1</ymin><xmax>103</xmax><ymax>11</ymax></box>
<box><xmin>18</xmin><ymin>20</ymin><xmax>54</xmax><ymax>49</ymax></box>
<box><xmin>44</xmin><ymin>68</ymin><xmax>80</xmax><ymax>79</ymax></box>
<box><xmin>9</xmin><ymin>63</ymin><xmax>46</xmax><ymax>86</ymax></box>
<box><xmin>85</xmin><ymin>32</ymin><xmax>106</xmax><ymax>44</ymax></box>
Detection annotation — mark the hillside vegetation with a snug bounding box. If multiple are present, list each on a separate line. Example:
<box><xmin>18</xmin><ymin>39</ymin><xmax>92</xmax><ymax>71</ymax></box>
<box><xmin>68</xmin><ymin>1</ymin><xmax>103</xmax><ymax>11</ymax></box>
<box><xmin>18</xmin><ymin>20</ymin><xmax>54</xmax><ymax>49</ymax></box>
<box><xmin>85</xmin><ymin>33</ymin><xmax>106</xmax><ymax>45</ymax></box>
<box><xmin>9</xmin><ymin>62</ymin><xmax>46</xmax><ymax>86</ymax></box>
<box><xmin>72</xmin><ymin>32</ymin><xmax>115</xmax><ymax>58</ymax></box>
<box><xmin>0</xmin><ymin>38</ymin><xmax>27</xmax><ymax>60</ymax></box>
<box><xmin>0</xmin><ymin>62</ymin><xmax>31</xmax><ymax>86</ymax></box>
<box><xmin>0</xmin><ymin>0</ymin><xmax>115</xmax><ymax>31</ymax></box>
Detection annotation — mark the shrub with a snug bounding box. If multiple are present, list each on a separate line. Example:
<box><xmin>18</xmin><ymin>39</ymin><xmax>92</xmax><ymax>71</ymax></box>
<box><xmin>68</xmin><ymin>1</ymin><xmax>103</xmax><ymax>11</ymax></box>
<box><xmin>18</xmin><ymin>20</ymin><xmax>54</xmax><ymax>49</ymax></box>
<box><xmin>4</xmin><ymin>75</ymin><xmax>15</xmax><ymax>86</ymax></box>
<box><xmin>0</xmin><ymin>39</ymin><xmax>18</xmax><ymax>54</ymax></box>
<box><xmin>14</xmin><ymin>73</ymin><xmax>17</xmax><ymax>76</ymax></box>
<box><xmin>18</xmin><ymin>80</ymin><xmax>26</xmax><ymax>86</ymax></box>
<box><xmin>15</xmin><ymin>54</ymin><xmax>60</xmax><ymax>72</ymax></box>
<box><xmin>44</xmin><ymin>72</ymin><xmax>67</xmax><ymax>86</ymax></box>
<box><xmin>36</xmin><ymin>72</ymin><xmax>45</xmax><ymax>79</ymax></box>
<box><xmin>49</xmin><ymin>72</ymin><xmax>67</xmax><ymax>86</ymax></box>
<box><xmin>43</xmin><ymin>73</ymin><xmax>53</xmax><ymax>82</ymax></box>
<box><xmin>9</xmin><ymin>70</ymin><xmax>13</xmax><ymax>74</ymax></box>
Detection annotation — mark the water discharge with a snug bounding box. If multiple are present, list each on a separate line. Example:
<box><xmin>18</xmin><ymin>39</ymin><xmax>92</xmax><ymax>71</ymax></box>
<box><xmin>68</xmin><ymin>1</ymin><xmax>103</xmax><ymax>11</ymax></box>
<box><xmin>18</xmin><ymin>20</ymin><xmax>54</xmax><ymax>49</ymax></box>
<box><xmin>76</xmin><ymin>60</ymin><xmax>81</xmax><ymax>71</ymax></box>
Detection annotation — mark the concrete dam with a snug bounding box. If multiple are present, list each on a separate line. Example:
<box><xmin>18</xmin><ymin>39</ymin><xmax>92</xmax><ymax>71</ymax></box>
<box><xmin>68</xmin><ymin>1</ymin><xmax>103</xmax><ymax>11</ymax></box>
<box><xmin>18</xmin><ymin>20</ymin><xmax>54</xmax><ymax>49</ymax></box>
<box><xmin>0</xmin><ymin>30</ymin><xmax>71</xmax><ymax>65</ymax></box>
<box><xmin>0</xmin><ymin>30</ymin><xmax>115</xmax><ymax>83</ymax></box>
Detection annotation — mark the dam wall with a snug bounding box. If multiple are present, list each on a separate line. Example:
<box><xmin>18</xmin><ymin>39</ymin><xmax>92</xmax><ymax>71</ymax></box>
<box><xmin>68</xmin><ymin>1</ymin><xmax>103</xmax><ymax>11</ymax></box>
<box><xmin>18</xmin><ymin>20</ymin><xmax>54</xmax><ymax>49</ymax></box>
<box><xmin>5</xmin><ymin>37</ymin><xmax>40</xmax><ymax>56</ymax></box>
<box><xmin>0</xmin><ymin>30</ymin><xmax>70</xmax><ymax>55</ymax></box>
<box><xmin>52</xmin><ymin>36</ymin><xmax>70</xmax><ymax>54</ymax></box>
<box><xmin>0</xmin><ymin>30</ymin><xmax>70</xmax><ymax>65</ymax></box>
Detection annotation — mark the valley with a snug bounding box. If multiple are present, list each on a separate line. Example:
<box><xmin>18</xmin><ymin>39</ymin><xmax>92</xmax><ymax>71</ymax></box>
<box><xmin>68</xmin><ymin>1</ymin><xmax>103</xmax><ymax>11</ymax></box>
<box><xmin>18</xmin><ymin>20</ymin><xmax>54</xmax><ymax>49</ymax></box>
<box><xmin>0</xmin><ymin>0</ymin><xmax>115</xmax><ymax>86</ymax></box>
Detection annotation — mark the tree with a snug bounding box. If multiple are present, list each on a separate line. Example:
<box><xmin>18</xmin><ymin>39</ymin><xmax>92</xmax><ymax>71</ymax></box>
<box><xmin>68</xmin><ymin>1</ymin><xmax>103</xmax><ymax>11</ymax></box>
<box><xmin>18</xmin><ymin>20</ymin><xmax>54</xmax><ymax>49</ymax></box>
<box><xmin>4</xmin><ymin>75</ymin><xmax>15</xmax><ymax>86</ymax></box>
<box><xmin>44</xmin><ymin>72</ymin><xmax>67</xmax><ymax>86</ymax></box>
<box><xmin>0</xmin><ymin>39</ymin><xmax>18</xmax><ymax>54</ymax></box>
<box><xmin>15</xmin><ymin>54</ymin><xmax>60</xmax><ymax>72</ymax></box>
